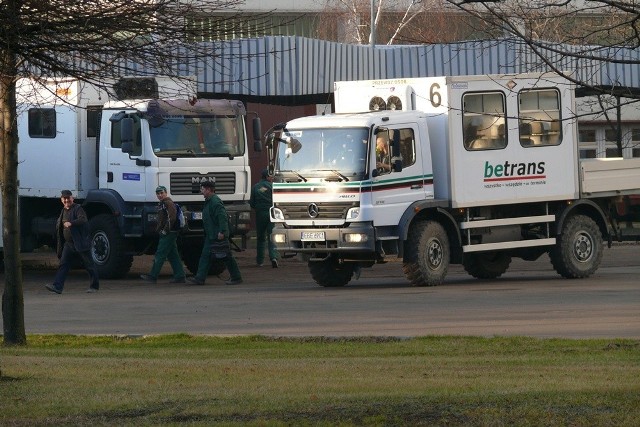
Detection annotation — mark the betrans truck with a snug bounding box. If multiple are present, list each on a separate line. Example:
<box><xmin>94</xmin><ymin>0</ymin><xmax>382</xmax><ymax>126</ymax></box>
<box><xmin>265</xmin><ymin>72</ymin><xmax>640</xmax><ymax>287</ymax></box>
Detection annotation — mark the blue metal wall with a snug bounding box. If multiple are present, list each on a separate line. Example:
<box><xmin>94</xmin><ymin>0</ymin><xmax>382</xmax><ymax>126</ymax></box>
<box><xmin>192</xmin><ymin>36</ymin><xmax>640</xmax><ymax>97</ymax></box>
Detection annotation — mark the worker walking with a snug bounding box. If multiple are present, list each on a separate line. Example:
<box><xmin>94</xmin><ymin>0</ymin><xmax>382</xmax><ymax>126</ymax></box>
<box><xmin>187</xmin><ymin>181</ymin><xmax>243</xmax><ymax>285</ymax></box>
<box><xmin>44</xmin><ymin>190</ymin><xmax>99</xmax><ymax>294</ymax></box>
<box><xmin>140</xmin><ymin>186</ymin><xmax>186</xmax><ymax>283</ymax></box>
<box><xmin>250</xmin><ymin>169</ymin><xmax>279</xmax><ymax>268</ymax></box>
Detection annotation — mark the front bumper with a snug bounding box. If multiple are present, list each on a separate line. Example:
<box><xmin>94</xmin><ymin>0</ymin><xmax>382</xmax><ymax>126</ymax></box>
<box><xmin>271</xmin><ymin>223</ymin><xmax>376</xmax><ymax>253</ymax></box>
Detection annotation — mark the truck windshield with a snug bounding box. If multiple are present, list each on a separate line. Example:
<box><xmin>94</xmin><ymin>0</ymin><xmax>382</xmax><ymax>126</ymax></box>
<box><xmin>149</xmin><ymin>115</ymin><xmax>244</xmax><ymax>157</ymax></box>
<box><xmin>276</xmin><ymin>128</ymin><xmax>368</xmax><ymax>179</ymax></box>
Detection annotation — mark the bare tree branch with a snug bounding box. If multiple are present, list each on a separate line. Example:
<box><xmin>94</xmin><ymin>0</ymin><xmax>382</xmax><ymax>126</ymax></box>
<box><xmin>0</xmin><ymin>0</ymin><xmax>272</xmax><ymax>346</ymax></box>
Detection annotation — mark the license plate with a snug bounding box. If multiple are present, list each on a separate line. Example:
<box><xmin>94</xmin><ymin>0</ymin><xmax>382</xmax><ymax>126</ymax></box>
<box><xmin>191</xmin><ymin>212</ymin><xmax>202</xmax><ymax>220</ymax></box>
<box><xmin>301</xmin><ymin>231</ymin><xmax>325</xmax><ymax>241</ymax></box>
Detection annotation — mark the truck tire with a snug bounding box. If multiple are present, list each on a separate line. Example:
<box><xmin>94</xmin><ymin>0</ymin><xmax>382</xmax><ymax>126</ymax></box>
<box><xmin>462</xmin><ymin>252</ymin><xmax>511</xmax><ymax>279</ymax></box>
<box><xmin>89</xmin><ymin>214</ymin><xmax>133</xmax><ymax>279</ymax></box>
<box><xmin>550</xmin><ymin>214</ymin><xmax>603</xmax><ymax>279</ymax></box>
<box><xmin>403</xmin><ymin>220</ymin><xmax>449</xmax><ymax>286</ymax></box>
<box><xmin>181</xmin><ymin>246</ymin><xmax>226</xmax><ymax>277</ymax></box>
<box><xmin>308</xmin><ymin>256</ymin><xmax>353</xmax><ymax>287</ymax></box>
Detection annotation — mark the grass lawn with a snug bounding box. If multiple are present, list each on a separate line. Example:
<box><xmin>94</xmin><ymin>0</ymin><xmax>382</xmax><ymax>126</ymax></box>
<box><xmin>1</xmin><ymin>335</ymin><xmax>639</xmax><ymax>426</ymax></box>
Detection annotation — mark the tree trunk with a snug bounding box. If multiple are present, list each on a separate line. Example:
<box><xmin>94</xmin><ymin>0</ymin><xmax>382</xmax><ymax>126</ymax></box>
<box><xmin>1</xmin><ymin>47</ymin><xmax>26</xmax><ymax>346</ymax></box>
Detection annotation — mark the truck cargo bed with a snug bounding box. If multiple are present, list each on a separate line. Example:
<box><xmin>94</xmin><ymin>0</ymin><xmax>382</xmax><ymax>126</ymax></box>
<box><xmin>580</xmin><ymin>158</ymin><xmax>640</xmax><ymax>198</ymax></box>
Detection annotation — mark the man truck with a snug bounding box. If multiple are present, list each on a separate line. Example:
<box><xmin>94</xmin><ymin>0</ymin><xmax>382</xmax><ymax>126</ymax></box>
<box><xmin>0</xmin><ymin>76</ymin><xmax>260</xmax><ymax>278</ymax></box>
<box><xmin>265</xmin><ymin>72</ymin><xmax>640</xmax><ymax>286</ymax></box>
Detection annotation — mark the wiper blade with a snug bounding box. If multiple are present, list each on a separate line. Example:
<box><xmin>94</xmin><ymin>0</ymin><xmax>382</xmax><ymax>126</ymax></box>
<box><xmin>280</xmin><ymin>170</ymin><xmax>307</xmax><ymax>182</ymax></box>
<box><xmin>155</xmin><ymin>149</ymin><xmax>197</xmax><ymax>157</ymax></box>
<box><xmin>317</xmin><ymin>169</ymin><xmax>350</xmax><ymax>182</ymax></box>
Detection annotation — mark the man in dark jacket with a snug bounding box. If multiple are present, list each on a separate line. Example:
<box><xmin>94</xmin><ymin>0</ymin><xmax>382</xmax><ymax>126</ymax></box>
<box><xmin>45</xmin><ymin>190</ymin><xmax>99</xmax><ymax>294</ymax></box>
<box><xmin>140</xmin><ymin>186</ymin><xmax>186</xmax><ymax>283</ymax></box>
<box><xmin>250</xmin><ymin>169</ymin><xmax>279</xmax><ymax>267</ymax></box>
<box><xmin>187</xmin><ymin>181</ymin><xmax>243</xmax><ymax>285</ymax></box>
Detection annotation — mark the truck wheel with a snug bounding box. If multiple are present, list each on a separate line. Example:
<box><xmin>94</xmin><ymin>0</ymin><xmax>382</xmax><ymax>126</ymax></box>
<box><xmin>402</xmin><ymin>262</ymin><xmax>419</xmax><ymax>284</ymax></box>
<box><xmin>181</xmin><ymin>246</ymin><xmax>226</xmax><ymax>276</ymax></box>
<box><xmin>550</xmin><ymin>214</ymin><xmax>603</xmax><ymax>279</ymax></box>
<box><xmin>89</xmin><ymin>214</ymin><xmax>133</xmax><ymax>279</ymax></box>
<box><xmin>404</xmin><ymin>220</ymin><xmax>449</xmax><ymax>286</ymax></box>
<box><xmin>308</xmin><ymin>256</ymin><xmax>353</xmax><ymax>287</ymax></box>
<box><xmin>463</xmin><ymin>252</ymin><xmax>511</xmax><ymax>279</ymax></box>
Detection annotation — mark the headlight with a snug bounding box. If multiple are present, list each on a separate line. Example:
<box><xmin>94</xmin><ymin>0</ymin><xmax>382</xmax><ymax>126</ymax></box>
<box><xmin>344</xmin><ymin>233</ymin><xmax>368</xmax><ymax>243</ymax></box>
<box><xmin>272</xmin><ymin>233</ymin><xmax>287</xmax><ymax>243</ymax></box>
<box><xmin>271</xmin><ymin>207</ymin><xmax>284</xmax><ymax>221</ymax></box>
<box><xmin>346</xmin><ymin>207</ymin><xmax>360</xmax><ymax>220</ymax></box>
<box><xmin>239</xmin><ymin>211</ymin><xmax>251</xmax><ymax>222</ymax></box>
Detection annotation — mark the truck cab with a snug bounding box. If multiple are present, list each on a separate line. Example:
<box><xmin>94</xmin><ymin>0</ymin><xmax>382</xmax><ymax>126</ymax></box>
<box><xmin>270</xmin><ymin>110</ymin><xmax>434</xmax><ymax>248</ymax></box>
<box><xmin>11</xmin><ymin>77</ymin><xmax>260</xmax><ymax>278</ymax></box>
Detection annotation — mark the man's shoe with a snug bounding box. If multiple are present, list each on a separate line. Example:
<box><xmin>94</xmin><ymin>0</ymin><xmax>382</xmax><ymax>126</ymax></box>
<box><xmin>45</xmin><ymin>284</ymin><xmax>62</xmax><ymax>294</ymax></box>
<box><xmin>170</xmin><ymin>277</ymin><xmax>186</xmax><ymax>284</ymax></box>
<box><xmin>186</xmin><ymin>277</ymin><xmax>205</xmax><ymax>285</ymax></box>
<box><xmin>86</xmin><ymin>287</ymin><xmax>99</xmax><ymax>293</ymax></box>
<box><xmin>271</xmin><ymin>259</ymin><xmax>279</xmax><ymax>268</ymax></box>
<box><xmin>140</xmin><ymin>274</ymin><xmax>157</xmax><ymax>283</ymax></box>
<box><xmin>225</xmin><ymin>278</ymin><xmax>243</xmax><ymax>285</ymax></box>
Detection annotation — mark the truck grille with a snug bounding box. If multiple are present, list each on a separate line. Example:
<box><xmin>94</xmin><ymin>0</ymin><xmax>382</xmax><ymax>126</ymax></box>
<box><xmin>169</xmin><ymin>172</ymin><xmax>235</xmax><ymax>195</ymax></box>
<box><xmin>275</xmin><ymin>202</ymin><xmax>357</xmax><ymax>220</ymax></box>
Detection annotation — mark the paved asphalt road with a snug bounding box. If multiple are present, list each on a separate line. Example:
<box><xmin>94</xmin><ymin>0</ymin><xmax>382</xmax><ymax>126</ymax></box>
<box><xmin>6</xmin><ymin>243</ymin><xmax>640</xmax><ymax>338</ymax></box>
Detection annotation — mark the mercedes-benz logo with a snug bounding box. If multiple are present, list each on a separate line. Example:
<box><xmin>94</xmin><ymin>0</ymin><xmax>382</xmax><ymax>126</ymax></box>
<box><xmin>308</xmin><ymin>203</ymin><xmax>319</xmax><ymax>218</ymax></box>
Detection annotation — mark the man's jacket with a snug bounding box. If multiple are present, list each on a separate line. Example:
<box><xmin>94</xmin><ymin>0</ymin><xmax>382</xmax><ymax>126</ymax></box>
<box><xmin>56</xmin><ymin>203</ymin><xmax>91</xmax><ymax>256</ymax></box>
<box><xmin>202</xmin><ymin>194</ymin><xmax>229</xmax><ymax>239</ymax></box>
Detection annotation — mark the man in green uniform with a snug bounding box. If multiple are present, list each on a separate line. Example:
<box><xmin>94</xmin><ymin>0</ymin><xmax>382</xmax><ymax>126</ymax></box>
<box><xmin>187</xmin><ymin>181</ymin><xmax>243</xmax><ymax>285</ymax></box>
<box><xmin>140</xmin><ymin>186</ymin><xmax>186</xmax><ymax>283</ymax></box>
<box><xmin>250</xmin><ymin>169</ymin><xmax>279</xmax><ymax>268</ymax></box>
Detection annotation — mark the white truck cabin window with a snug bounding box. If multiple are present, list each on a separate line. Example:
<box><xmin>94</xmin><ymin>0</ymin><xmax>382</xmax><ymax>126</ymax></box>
<box><xmin>462</xmin><ymin>92</ymin><xmax>506</xmax><ymax>151</ymax></box>
<box><xmin>376</xmin><ymin>128</ymin><xmax>417</xmax><ymax>173</ymax></box>
<box><xmin>518</xmin><ymin>89</ymin><xmax>562</xmax><ymax>148</ymax></box>
<box><xmin>86</xmin><ymin>106</ymin><xmax>101</xmax><ymax>138</ymax></box>
<box><xmin>397</xmin><ymin>129</ymin><xmax>416</xmax><ymax>167</ymax></box>
<box><xmin>277</xmin><ymin>128</ymin><xmax>368</xmax><ymax>179</ymax></box>
<box><xmin>28</xmin><ymin>108</ymin><xmax>56</xmax><ymax>138</ymax></box>
<box><xmin>149</xmin><ymin>115</ymin><xmax>244</xmax><ymax>157</ymax></box>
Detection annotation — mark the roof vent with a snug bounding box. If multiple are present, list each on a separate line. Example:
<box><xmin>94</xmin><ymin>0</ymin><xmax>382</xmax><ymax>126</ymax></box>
<box><xmin>113</xmin><ymin>77</ymin><xmax>159</xmax><ymax>100</ymax></box>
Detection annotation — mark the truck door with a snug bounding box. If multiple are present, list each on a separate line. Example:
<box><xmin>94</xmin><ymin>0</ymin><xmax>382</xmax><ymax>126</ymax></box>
<box><xmin>371</xmin><ymin>125</ymin><xmax>429</xmax><ymax>226</ymax></box>
<box><xmin>102</xmin><ymin>114</ymin><xmax>149</xmax><ymax>200</ymax></box>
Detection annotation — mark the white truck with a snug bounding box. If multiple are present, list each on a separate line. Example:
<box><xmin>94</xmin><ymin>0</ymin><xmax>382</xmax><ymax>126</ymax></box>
<box><xmin>265</xmin><ymin>72</ymin><xmax>640</xmax><ymax>287</ymax></box>
<box><xmin>1</xmin><ymin>76</ymin><xmax>261</xmax><ymax>278</ymax></box>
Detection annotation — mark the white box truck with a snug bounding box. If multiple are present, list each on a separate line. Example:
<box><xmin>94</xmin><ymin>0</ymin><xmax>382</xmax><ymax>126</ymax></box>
<box><xmin>0</xmin><ymin>77</ymin><xmax>261</xmax><ymax>278</ymax></box>
<box><xmin>265</xmin><ymin>72</ymin><xmax>640</xmax><ymax>286</ymax></box>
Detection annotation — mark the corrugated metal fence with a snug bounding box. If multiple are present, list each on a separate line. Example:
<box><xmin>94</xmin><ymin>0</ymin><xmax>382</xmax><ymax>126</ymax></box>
<box><xmin>187</xmin><ymin>36</ymin><xmax>640</xmax><ymax>97</ymax></box>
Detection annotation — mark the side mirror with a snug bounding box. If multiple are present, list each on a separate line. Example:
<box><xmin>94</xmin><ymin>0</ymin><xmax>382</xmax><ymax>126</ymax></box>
<box><xmin>120</xmin><ymin>117</ymin><xmax>134</xmax><ymax>144</ymax></box>
<box><xmin>119</xmin><ymin>117</ymin><xmax>150</xmax><ymax>166</ymax></box>
<box><xmin>265</xmin><ymin>133</ymin><xmax>275</xmax><ymax>149</ymax></box>
<box><xmin>392</xmin><ymin>158</ymin><xmax>403</xmax><ymax>173</ymax></box>
<box><xmin>288</xmin><ymin>137</ymin><xmax>302</xmax><ymax>153</ymax></box>
<box><xmin>253</xmin><ymin>117</ymin><xmax>262</xmax><ymax>152</ymax></box>
<box><xmin>390</xmin><ymin>130</ymin><xmax>402</xmax><ymax>172</ymax></box>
